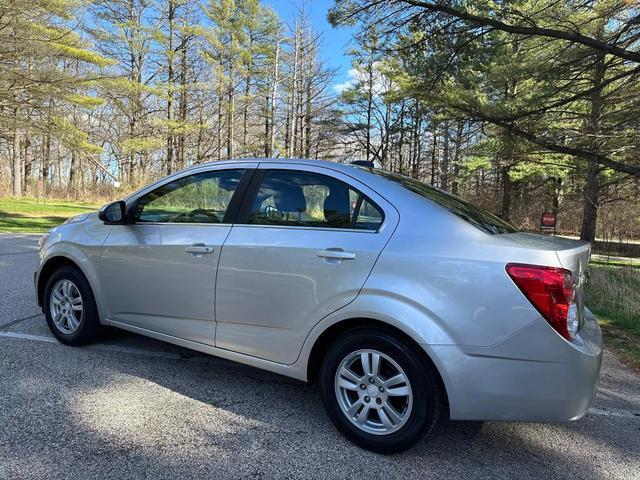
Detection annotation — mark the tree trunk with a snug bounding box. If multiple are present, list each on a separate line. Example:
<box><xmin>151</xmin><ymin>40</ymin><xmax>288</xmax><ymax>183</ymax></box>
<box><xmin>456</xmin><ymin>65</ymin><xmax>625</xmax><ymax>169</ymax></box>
<box><xmin>177</xmin><ymin>33</ymin><xmax>188</xmax><ymax>168</ymax></box>
<box><xmin>43</xmin><ymin>132</ymin><xmax>50</xmax><ymax>186</ymax></box>
<box><xmin>287</xmin><ymin>27</ymin><xmax>299</xmax><ymax>157</ymax></box>
<box><xmin>365</xmin><ymin>53</ymin><xmax>373</xmax><ymax>162</ymax></box>
<box><xmin>264</xmin><ymin>95</ymin><xmax>270</xmax><ymax>157</ymax></box>
<box><xmin>12</xmin><ymin>126</ymin><xmax>22</xmax><ymax>197</ymax></box>
<box><xmin>69</xmin><ymin>151</ymin><xmax>77</xmax><ymax>194</ymax></box>
<box><xmin>398</xmin><ymin>101</ymin><xmax>405</xmax><ymax>174</ymax></box>
<box><xmin>430</xmin><ymin>121</ymin><xmax>439</xmax><ymax>186</ymax></box>
<box><xmin>579</xmin><ymin>29</ymin><xmax>606</xmax><ymax>243</ymax></box>
<box><xmin>580</xmin><ymin>161</ymin><xmax>600</xmax><ymax>242</ymax></box>
<box><xmin>451</xmin><ymin>120</ymin><xmax>463</xmax><ymax>195</ymax></box>
<box><xmin>501</xmin><ymin>165</ymin><xmax>512</xmax><ymax>221</ymax></box>
<box><xmin>441</xmin><ymin>120</ymin><xmax>450</xmax><ymax>191</ymax></box>
<box><xmin>243</xmin><ymin>73</ymin><xmax>251</xmax><ymax>154</ymax></box>
<box><xmin>217</xmin><ymin>88</ymin><xmax>223</xmax><ymax>161</ymax></box>
<box><xmin>227</xmin><ymin>66</ymin><xmax>234</xmax><ymax>159</ymax></box>
<box><xmin>304</xmin><ymin>76</ymin><xmax>312</xmax><ymax>158</ymax></box>
<box><xmin>411</xmin><ymin>101</ymin><xmax>421</xmax><ymax>178</ymax></box>
<box><xmin>552</xmin><ymin>177</ymin><xmax>562</xmax><ymax>216</ymax></box>
<box><xmin>284</xmin><ymin>109</ymin><xmax>290</xmax><ymax>157</ymax></box>
<box><xmin>380</xmin><ymin>98</ymin><xmax>391</xmax><ymax>169</ymax></box>
<box><xmin>23</xmin><ymin>134</ymin><xmax>31</xmax><ymax>195</ymax></box>
<box><xmin>166</xmin><ymin>0</ymin><xmax>175</xmax><ymax>175</ymax></box>
<box><xmin>268</xmin><ymin>42</ymin><xmax>280</xmax><ymax>157</ymax></box>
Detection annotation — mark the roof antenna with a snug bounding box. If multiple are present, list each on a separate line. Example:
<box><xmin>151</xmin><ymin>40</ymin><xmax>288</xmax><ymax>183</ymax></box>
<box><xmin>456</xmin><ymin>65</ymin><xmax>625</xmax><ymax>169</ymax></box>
<box><xmin>350</xmin><ymin>160</ymin><xmax>375</xmax><ymax>168</ymax></box>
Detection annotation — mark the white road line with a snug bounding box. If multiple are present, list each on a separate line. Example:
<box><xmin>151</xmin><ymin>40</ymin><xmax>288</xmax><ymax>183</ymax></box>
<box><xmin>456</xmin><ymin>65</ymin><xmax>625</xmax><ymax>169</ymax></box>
<box><xmin>0</xmin><ymin>331</ymin><xmax>58</xmax><ymax>343</ymax></box>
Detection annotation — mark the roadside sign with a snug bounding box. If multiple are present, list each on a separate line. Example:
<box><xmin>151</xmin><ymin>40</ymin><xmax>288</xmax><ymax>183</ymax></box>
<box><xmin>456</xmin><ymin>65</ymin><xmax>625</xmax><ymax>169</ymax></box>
<box><xmin>540</xmin><ymin>211</ymin><xmax>556</xmax><ymax>234</ymax></box>
<box><xmin>541</xmin><ymin>212</ymin><xmax>555</xmax><ymax>227</ymax></box>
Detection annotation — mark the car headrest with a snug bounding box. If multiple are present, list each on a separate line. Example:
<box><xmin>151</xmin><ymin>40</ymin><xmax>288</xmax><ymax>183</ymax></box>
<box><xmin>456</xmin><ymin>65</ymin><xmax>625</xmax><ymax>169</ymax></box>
<box><xmin>324</xmin><ymin>194</ymin><xmax>351</xmax><ymax>227</ymax></box>
<box><xmin>274</xmin><ymin>185</ymin><xmax>307</xmax><ymax>214</ymax></box>
<box><xmin>219</xmin><ymin>176</ymin><xmax>240</xmax><ymax>191</ymax></box>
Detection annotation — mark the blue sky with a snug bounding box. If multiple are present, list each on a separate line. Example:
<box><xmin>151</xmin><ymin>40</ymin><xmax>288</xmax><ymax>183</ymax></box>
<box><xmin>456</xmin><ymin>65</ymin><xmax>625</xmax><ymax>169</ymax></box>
<box><xmin>263</xmin><ymin>0</ymin><xmax>356</xmax><ymax>92</ymax></box>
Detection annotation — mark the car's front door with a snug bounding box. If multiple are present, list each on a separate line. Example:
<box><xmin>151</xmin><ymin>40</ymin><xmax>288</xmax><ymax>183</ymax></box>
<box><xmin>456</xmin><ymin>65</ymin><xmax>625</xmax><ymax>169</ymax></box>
<box><xmin>98</xmin><ymin>166</ymin><xmax>253</xmax><ymax>345</ymax></box>
<box><xmin>215</xmin><ymin>164</ymin><xmax>398</xmax><ymax>364</ymax></box>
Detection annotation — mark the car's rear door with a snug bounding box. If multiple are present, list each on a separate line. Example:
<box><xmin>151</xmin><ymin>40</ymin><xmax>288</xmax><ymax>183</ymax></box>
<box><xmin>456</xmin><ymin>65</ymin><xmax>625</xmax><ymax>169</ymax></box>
<box><xmin>97</xmin><ymin>164</ymin><xmax>255</xmax><ymax>346</ymax></box>
<box><xmin>215</xmin><ymin>163</ymin><xmax>398</xmax><ymax>364</ymax></box>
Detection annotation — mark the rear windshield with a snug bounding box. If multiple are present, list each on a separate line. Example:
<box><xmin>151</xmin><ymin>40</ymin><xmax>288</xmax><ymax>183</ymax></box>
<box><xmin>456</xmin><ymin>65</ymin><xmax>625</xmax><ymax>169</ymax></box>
<box><xmin>371</xmin><ymin>170</ymin><xmax>517</xmax><ymax>234</ymax></box>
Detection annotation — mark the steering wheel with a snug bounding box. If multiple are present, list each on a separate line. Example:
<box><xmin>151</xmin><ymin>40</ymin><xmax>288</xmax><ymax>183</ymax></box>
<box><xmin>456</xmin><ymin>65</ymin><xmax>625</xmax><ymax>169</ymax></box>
<box><xmin>261</xmin><ymin>204</ymin><xmax>281</xmax><ymax>219</ymax></box>
<box><xmin>173</xmin><ymin>209</ymin><xmax>220</xmax><ymax>223</ymax></box>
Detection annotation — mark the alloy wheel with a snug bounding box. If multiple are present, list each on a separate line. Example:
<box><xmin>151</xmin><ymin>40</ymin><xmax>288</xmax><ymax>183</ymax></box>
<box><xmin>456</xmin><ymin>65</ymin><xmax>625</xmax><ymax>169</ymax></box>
<box><xmin>49</xmin><ymin>279</ymin><xmax>83</xmax><ymax>334</ymax></box>
<box><xmin>334</xmin><ymin>349</ymin><xmax>413</xmax><ymax>435</ymax></box>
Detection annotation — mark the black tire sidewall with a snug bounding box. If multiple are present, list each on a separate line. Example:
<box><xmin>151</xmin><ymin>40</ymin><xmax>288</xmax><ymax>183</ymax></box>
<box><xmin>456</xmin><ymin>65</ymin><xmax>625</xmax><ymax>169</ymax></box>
<box><xmin>320</xmin><ymin>328</ymin><xmax>440</xmax><ymax>454</ymax></box>
<box><xmin>44</xmin><ymin>266</ymin><xmax>100</xmax><ymax>346</ymax></box>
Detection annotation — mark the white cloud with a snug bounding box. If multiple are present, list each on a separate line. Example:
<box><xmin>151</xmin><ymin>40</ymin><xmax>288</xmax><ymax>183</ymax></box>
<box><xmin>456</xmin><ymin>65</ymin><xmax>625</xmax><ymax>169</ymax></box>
<box><xmin>332</xmin><ymin>64</ymin><xmax>397</xmax><ymax>96</ymax></box>
<box><xmin>333</xmin><ymin>68</ymin><xmax>358</xmax><ymax>94</ymax></box>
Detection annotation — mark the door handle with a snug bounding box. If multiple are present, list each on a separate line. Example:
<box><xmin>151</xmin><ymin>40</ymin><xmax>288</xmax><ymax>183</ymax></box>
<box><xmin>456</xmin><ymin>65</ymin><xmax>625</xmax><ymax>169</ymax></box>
<box><xmin>316</xmin><ymin>249</ymin><xmax>356</xmax><ymax>260</ymax></box>
<box><xmin>185</xmin><ymin>244</ymin><xmax>214</xmax><ymax>255</ymax></box>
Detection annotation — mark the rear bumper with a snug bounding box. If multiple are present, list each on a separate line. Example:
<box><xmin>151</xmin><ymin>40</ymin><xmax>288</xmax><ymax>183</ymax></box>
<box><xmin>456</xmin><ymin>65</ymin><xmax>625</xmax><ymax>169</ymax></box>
<box><xmin>429</xmin><ymin>308</ymin><xmax>603</xmax><ymax>421</ymax></box>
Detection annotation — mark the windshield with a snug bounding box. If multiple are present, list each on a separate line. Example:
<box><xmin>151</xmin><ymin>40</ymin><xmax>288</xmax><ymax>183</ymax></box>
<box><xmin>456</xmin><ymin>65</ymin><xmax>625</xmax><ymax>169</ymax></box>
<box><xmin>371</xmin><ymin>169</ymin><xmax>517</xmax><ymax>235</ymax></box>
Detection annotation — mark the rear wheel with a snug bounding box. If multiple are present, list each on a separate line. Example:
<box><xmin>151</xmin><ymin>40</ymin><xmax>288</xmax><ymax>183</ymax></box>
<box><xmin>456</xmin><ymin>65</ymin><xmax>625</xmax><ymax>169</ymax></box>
<box><xmin>320</xmin><ymin>328</ymin><xmax>442</xmax><ymax>454</ymax></box>
<box><xmin>44</xmin><ymin>266</ymin><xmax>101</xmax><ymax>345</ymax></box>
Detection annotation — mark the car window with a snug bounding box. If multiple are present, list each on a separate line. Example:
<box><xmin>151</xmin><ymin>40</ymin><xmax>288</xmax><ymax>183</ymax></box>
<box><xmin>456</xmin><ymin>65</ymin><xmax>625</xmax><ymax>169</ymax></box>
<box><xmin>370</xmin><ymin>169</ymin><xmax>517</xmax><ymax>234</ymax></box>
<box><xmin>354</xmin><ymin>196</ymin><xmax>384</xmax><ymax>231</ymax></box>
<box><xmin>248</xmin><ymin>170</ymin><xmax>383</xmax><ymax>231</ymax></box>
<box><xmin>135</xmin><ymin>169</ymin><xmax>245</xmax><ymax>224</ymax></box>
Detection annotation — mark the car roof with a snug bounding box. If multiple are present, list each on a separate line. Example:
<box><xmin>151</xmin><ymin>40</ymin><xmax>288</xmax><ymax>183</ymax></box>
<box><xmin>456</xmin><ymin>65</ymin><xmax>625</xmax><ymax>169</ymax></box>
<box><xmin>174</xmin><ymin>157</ymin><xmax>387</xmax><ymax>189</ymax></box>
<box><xmin>181</xmin><ymin>157</ymin><xmax>367</xmax><ymax>176</ymax></box>
<box><xmin>125</xmin><ymin>158</ymin><xmax>388</xmax><ymax>201</ymax></box>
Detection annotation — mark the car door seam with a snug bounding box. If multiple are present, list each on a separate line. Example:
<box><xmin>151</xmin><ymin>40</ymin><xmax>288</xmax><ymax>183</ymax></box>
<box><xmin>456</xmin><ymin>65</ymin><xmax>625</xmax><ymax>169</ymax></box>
<box><xmin>213</xmin><ymin>163</ymin><xmax>260</xmax><ymax>344</ymax></box>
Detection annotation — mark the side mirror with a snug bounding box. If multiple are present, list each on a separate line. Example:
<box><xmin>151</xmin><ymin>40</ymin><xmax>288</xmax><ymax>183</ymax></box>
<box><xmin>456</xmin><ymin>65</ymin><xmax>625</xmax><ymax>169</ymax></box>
<box><xmin>98</xmin><ymin>200</ymin><xmax>127</xmax><ymax>224</ymax></box>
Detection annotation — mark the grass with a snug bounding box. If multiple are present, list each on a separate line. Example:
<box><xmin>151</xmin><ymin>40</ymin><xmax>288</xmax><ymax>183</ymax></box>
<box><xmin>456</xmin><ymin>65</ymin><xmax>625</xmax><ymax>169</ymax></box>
<box><xmin>591</xmin><ymin>259</ymin><xmax>640</xmax><ymax>269</ymax></box>
<box><xmin>586</xmin><ymin>262</ymin><xmax>640</xmax><ymax>370</ymax></box>
<box><xmin>0</xmin><ymin>197</ymin><xmax>100</xmax><ymax>233</ymax></box>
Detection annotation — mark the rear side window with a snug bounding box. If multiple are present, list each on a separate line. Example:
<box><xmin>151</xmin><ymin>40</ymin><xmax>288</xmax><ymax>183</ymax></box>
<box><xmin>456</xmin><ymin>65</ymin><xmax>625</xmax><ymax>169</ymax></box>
<box><xmin>248</xmin><ymin>170</ymin><xmax>383</xmax><ymax>231</ymax></box>
<box><xmin>372</xmin><ymin>170</ymin><xmax>517</xmax><ymax>234</ymax></box>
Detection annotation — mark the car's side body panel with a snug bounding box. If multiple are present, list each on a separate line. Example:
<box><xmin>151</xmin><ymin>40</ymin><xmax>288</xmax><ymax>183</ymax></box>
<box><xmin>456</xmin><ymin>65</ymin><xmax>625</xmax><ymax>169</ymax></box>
<box><xmin>97</xmin><ymin>223</ymin><xmax>229</xmax><ymax>345</ymax></box>
<box><xmin>36</xmin><ymin>213</ymin><xmax>112</xmax><ymax>319</ymax></box>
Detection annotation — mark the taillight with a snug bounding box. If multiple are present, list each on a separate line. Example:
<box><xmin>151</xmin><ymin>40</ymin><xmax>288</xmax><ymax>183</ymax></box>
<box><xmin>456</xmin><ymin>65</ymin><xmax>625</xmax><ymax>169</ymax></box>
<box><xmin>506</xmin><ymin>263</ymin><xmax>579</xmax><ymax>341</ymax></box>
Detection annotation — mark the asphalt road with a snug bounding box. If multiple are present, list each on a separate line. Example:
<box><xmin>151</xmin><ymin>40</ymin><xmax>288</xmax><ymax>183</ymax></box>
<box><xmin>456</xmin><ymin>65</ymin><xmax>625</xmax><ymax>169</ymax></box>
<box><xmin>1</xmin><ymin>233</ymin><xmax>639</xmax><ymax>480</ymax></box>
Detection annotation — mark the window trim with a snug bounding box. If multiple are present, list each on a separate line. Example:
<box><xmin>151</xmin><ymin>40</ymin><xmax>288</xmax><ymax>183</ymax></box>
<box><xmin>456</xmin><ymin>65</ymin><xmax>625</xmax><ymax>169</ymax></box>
<box><xmin>236</xmin><ymin>168</ymin><xmax>385</xmax><ymax>232</ymax></box>
<box><xmin>128</xmin><ymin>167</ymin><xmax>255</xmax><ymax>226</ymax></box>
<box><xmin>223</xmin><ymin>223</ymin><xmax>379</xmax><ymax>234</ymax></box>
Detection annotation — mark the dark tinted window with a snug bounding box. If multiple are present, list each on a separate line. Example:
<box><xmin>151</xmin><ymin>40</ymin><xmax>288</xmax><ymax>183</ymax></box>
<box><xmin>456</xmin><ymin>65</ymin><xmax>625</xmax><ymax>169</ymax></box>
<box><xmin>248</xmin><ymin>170</ymin><xmax>383</xmax><ymax>231</ymax></box>
<box><xmin>371</xmin><ymin>170</ymin><xmax>517</xmax><ymax>234</ymax></box>
<box><xmin>135</xmin><ymin>169</ymin><xmax>245</xmax><ymax>224</ymax></box>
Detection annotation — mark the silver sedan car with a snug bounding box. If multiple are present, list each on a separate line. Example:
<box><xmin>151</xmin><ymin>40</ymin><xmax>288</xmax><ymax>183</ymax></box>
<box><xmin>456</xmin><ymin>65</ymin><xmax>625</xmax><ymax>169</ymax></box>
<box><xmin>35</xmin><ymin>159</ymin><xmax>602</xmax><ymax>453</ymax></box>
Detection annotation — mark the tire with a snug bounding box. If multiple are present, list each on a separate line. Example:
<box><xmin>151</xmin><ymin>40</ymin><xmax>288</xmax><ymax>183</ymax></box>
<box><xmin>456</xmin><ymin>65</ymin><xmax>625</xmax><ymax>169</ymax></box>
<box><xmin>319</xmin><ymin>328</ymin><xmax>442</xmax><ymax>454</ymax></box>
<box><xmin>43</xmin><ymin>265</ymin><xmax>101</xmax><ymax>346</ymax></box>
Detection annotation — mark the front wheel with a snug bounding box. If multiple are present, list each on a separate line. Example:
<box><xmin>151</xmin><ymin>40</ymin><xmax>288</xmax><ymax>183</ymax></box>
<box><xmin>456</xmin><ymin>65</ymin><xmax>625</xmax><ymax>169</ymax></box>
<box><xmin>44</xmin><ymin>266</ymin><xmax>101</xmax><ymax>346</ymax></box>
<box><xmin>319</xmin><ymin>328</ymin><xmax>442</xmax><ymax>454</ymax></box>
